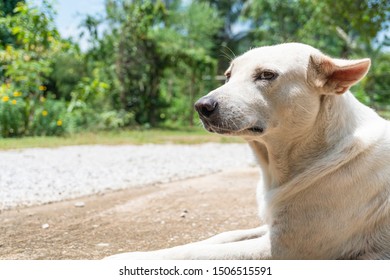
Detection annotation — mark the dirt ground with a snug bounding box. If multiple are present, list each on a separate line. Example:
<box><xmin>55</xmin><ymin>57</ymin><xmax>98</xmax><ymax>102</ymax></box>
<box><xmin>0</xmin><ymin>168</ymin><xmax>260</xmax><ymax>260</ymax></box>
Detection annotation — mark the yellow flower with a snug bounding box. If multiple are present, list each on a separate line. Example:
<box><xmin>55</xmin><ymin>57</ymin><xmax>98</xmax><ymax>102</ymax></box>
<box><xmin>2</xmin><ymin>96</ymin><xmax>9</xmax><ymax>102</ymax></box>
<box><xmin>40</xmin><ymin>96</ymin><xmax>46</xmax><ymax>102</ymax></box>
<box><xmin>39</xmin><ymin>85</ymin><xmax>47</xmax><ymax>91</ymax></box>
<box><xmin>13</xmin><ymin>91</ymin><xmax>22</xmax><ymax>97</ymax></box>
<box><xmin>56</xmin><ymin>120</ymin><xmax>63</xmax><ymax>126</ymax></box>
<box><xmin>11</xmin><ymin>99</ymin><xmax>17</xmax><ymax>105</ymax></box>
<box><xmin>42</xmin><ymin>110</ymin><xmax>48</xmax><ymax>116</ymax></box>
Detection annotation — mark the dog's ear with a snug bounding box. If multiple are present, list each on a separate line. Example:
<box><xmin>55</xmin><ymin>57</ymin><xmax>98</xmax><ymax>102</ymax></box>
<box><xmin>307</xmin><ymin>54</ymin><xmax>371</xmax><ymax>94</ymax></box>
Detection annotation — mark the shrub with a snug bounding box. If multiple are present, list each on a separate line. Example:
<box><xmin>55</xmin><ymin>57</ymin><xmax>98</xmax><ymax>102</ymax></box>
<box><xmin>0</xmin><ymin>84</ymin><xmax>26</xmax><ymax>137</ymax></box>
<box><xmin>30</xmin><ymin>97</ymin><xmax>66</xmax><ymax>136</ymax></box>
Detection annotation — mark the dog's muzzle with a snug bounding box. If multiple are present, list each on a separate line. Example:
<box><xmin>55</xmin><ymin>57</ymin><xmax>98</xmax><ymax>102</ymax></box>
<box><xmin>195</xmin><ymin>96</ymin><xmax>264</xmax><ymax>135</ymax></box>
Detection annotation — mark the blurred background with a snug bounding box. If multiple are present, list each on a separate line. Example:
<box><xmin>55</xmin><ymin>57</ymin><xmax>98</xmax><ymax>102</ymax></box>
<box><xmin>0</xmin><ymin>0</ymin><xmax>389</xmax><ymax>145</ymax></box>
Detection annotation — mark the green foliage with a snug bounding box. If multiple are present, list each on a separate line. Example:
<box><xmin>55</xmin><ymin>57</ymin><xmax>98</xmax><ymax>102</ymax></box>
<box><xmin>31</xmin><ymin>97</ymin><xmax>66</xmax><ymax>136</ymax></box>
<box><xmin>155</xmin><ymin>1</ymin><xmax>222</xmax><ymax>126</ymax></box>
<box><xmin>0</xmin><ymin>0</ymin><xmax>23</xmax><ymax>15</ymax></box>
<box><xmin>364</xmin><ymin>52</ymin><xmax>390</xmax><ymax>107</ymax></box>
<box><xmin>241</xmin><ymin>0</ymin><xmax>390</xmax><ymax>109</ymax></box>
<box><xmin>0</xmin><ymin>0</ymin><xmax>389</xmax><ymax>138</ymax></box>
<box><xmin>0</xmin><ymin>1</ymin><xmax>134</xmax><ymax>137</ymax></box>
<box><xmin>49</xmin><ymin>48</ymin><xmax>86</xmax><ymax>101</ymax></box>
<box><xmin>0</xmin><ymin>84</ymin><xmax>26</xmax><ymax>137</ymax></box>
<box><xmin>106</xmin><ymin>0</ymin><xmax>222</xmax><ymax>126</ymax></box>
<box><xmin>114</xmin><ymin>0</ymin><xmax>167</xmax><ymax>125</ymax></box>
<box><xmin>0</xmin><ymin>1</ymin><xmax>62</xmax><ymax>136</ymax></box>
<box><xmin>65</xmin><ymin>68</ymin><xmax>133</xmax><ymax>132</ymax></box>
<box><xmin>1</xmin><ymin>1</ymin><xmax>59</xmax><ymax>52</ymax></box>
<box><xmin>0</xmin><ymin>0</ymin><xmax>25</xmax><ymax>48</ymax></box>
<box><xmin>97</xmin><ymin>110</ymin><xmax>135</xmax><ymax>130</ymax></box>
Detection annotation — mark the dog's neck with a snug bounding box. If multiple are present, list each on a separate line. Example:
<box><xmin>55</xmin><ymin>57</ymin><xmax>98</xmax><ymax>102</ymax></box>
<box><xmin>248</xmin><ymin>92</ymin><xmax>381</xmax><ymax>189</ymax></box>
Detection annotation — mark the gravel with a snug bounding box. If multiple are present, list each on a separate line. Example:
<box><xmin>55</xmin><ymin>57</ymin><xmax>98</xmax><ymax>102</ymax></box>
<box><xmin>0</xmin><ymin>143</ymin><xmax>255</xmax><ymax>210</ymax></box>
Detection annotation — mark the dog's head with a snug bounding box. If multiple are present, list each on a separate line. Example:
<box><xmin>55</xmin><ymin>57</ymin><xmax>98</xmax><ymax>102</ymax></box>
<box><xmin>195</xmin><ymin>43</ymin><xmax>370</xmax><ymax>138</ymax></box>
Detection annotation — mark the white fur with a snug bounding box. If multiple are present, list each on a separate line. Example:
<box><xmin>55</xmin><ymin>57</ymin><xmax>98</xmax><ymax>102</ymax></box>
<box><xmin>106</xmin><ymin>43</ymin><xmax>390</xmax><ymax>260</ymax></box>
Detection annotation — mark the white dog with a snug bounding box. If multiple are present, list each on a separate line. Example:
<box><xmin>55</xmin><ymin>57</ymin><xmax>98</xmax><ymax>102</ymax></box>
<box><xmin>107</xmin><ymin>43</ymin><xmax>390</xmax><ymax>259</ymax></box>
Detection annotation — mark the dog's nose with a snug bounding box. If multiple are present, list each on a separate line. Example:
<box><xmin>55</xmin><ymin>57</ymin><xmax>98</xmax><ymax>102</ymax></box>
<box><xmin>195</xmin><ymin>97</ymin><xmax>218</xmax><ymax>118</ymax></box>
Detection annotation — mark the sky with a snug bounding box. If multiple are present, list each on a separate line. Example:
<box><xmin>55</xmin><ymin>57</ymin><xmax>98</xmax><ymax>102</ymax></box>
<box><xmin>29</xmin><ymin>0</ymin><xmax>106</xmax><ymax>50</ymax></box>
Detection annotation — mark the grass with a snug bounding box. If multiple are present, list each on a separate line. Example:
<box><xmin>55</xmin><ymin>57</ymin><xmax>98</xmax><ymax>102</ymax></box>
<box><xmin>0</xmin><ymin>127</ymin><xmax>244</xmax><ymax>150</ymax></box>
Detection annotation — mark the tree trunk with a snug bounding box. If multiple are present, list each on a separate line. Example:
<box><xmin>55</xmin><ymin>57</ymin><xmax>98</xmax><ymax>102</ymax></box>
<box><xmin>149</xmin><ymin>73</ymin><xmax>159</xmax><ymax>126</ymax></box>
<box><xmin>189</xmin><ymin>73</ymin><xmax>196</xmax><ymax>127</ymax></box>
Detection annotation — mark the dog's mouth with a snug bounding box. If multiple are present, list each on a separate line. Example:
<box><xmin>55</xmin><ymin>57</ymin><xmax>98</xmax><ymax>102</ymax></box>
<box><xmin>201</xmin><ymin>120</ymin><xmax>264</xmax><ymax>135</ymax></box>
<box><xmin>247</xmin><ymin>126</ymin><xmax>264</xmax><ymax>133</ymax></box>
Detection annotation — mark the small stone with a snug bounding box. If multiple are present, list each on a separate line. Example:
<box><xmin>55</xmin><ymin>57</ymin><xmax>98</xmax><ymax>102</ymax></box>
<box><xmin>42</xmin><ymin>223</ymin><xmax>49</xmax><ymax>229</ymax></box>
<box><xmin>96</xmin><ymin>243</ymin><xmax>110</xmax><ymax>247</ymax></box>
<box><xmin>74</xmin><ymin>202</ymin><xmax>85</xmax><ymax>208</ymax></box>
<box><xmin>180</xmin><ymin>209</ymin><xmax>189</xmax><ymax>218</ymax></box>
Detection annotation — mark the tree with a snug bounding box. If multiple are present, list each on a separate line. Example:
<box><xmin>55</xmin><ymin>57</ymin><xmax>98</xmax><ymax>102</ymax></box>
<box><xmin>112</xmin><ymin>0</ymin><xmax>168</xmax><ymax>125</ymax></box>
<box><xmin>0</xmin><ymin>0</ymin><xmax>25</xmax><ymax>47</ymax></box>
<box><xmin>169</xmin><ymin>1</ymin><xmax>222</xmax><ymax>125</ymax></box>
<box><xmin>241</xmin><ymin>0</ymin><xmax>390</xmax><ymax>109</ymax></box>
<box><xmin>0</xmin><ymin>1</ymin><xmax>66</xmax><ymax>136</ymax></box>
<box><xmin>200</xmin><ymin>0</ymin><xmax>247</xmax><ymax>71</ymax></box>
<box><xmin>102</xmin><ymin>0</ymin><xmax>221</xmax><ymax>126</ymax></box>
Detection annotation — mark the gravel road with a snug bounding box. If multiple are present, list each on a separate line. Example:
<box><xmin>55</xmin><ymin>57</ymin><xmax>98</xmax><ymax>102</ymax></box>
<box><xmin>0</xmin><ymin>144</ymin><xmax>254</xmax><ymax>210</ymax></box>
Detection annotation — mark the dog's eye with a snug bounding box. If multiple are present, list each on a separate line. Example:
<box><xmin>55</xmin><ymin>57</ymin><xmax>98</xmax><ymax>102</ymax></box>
<box><xmin>261</xmin><ymin>72</ymin><xmax>276</xmax><ymax>80</ymax></box>
<box><xmin>254</xmin><ymin>71</ymin><xmax>277</xmax><ymax>81</ymax></box>
<box><xmin>225</xmin><ymin>72</ymin><xmax>231</xmax><ymax>83</ymax></box>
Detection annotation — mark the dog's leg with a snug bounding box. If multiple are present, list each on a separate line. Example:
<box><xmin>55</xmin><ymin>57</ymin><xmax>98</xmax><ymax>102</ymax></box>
<box><xmin>105</xmin><ymin>227</ymin><xmax>272</xmax><ymax>260</ymax></box>
<box><xmin>197</xmin><ymin>225</ymin><xmax>268</xmax><ymax>244</ymax></box>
